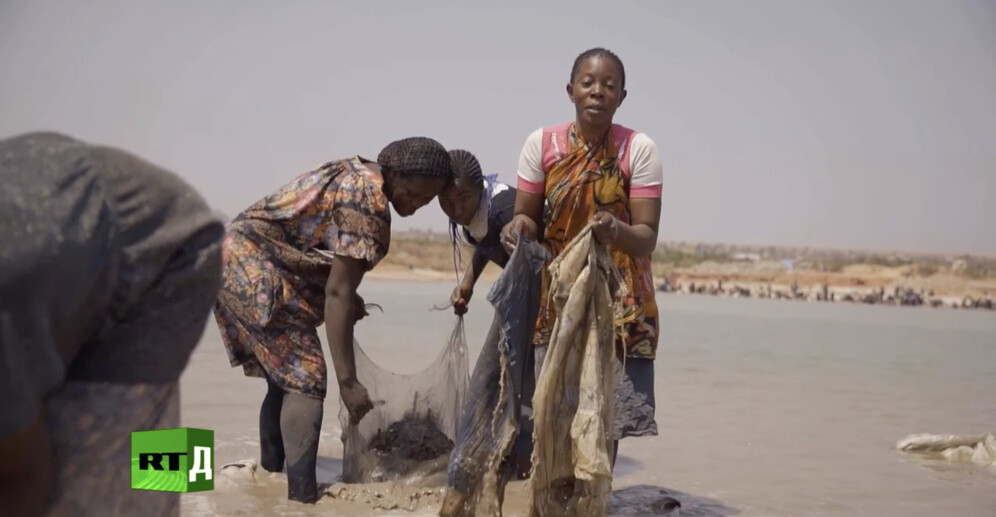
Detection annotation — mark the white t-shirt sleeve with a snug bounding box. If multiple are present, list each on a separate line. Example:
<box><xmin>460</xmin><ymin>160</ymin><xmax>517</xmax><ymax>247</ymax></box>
<box><xmin>516</xmin><ymin>128</ymin><xmax>545</xmax><ymax>194</ymax></box>
<box><xmin>628</xmin><ymin>132</ymin><xmax>663</xmax><ymax>199</ymax></box>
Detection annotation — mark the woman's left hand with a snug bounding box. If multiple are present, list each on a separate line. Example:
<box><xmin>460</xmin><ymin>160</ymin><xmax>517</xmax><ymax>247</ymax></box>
<box><xmin>591</xmin><ymin>211</ymin><xmax>620</xmax><ymax>245</ymax></box>
<box><xmin>353</xmin><ymin>293</ymin><xmax>369</xmax><ymax>322</ymax></box>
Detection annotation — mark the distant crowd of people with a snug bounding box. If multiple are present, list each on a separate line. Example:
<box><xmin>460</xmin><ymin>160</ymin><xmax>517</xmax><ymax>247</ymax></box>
<box><xmin>657</xmin><ymin>278</ymin><xmax>995</xmax><ymax>311</ymax></box>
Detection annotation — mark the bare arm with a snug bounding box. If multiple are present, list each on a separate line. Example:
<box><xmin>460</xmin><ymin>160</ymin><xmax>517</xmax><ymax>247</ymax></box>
<box><xmin>324</xmin><ymin>255</ymin><xmax>373</xmax><ymax>422</ymax></box>
<box><xmin>464</xmin><ymin>249</ymin><xmax>489</xmax><ymax>288</ymax></box>
<box><xmin>451</xmin><ymin>249</ymin><xmax>490</xmax><ymax>315</ymax></box>
<box><xmin>325</xmin><ymin>255</ymin><xmax>365</xmax><ymax>385</ymax></box>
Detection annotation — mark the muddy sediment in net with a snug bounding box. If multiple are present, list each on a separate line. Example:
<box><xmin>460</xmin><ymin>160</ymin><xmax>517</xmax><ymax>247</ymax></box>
<box><xmin>369</xmin><ymin>413</ymin><xmax>455</xmax><ymax>462</ymax></box>
<box><xmin>347</xmin><ymin>411</ymin><xmax>455</xmax><ymax>484</ymax></box>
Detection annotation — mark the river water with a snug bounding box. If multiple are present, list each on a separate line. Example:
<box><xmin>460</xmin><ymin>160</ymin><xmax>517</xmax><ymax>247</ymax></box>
<box><xmin>179</xmin><ymin>280</ymin><xmax>996</xmax><ymax>516</ymax></box>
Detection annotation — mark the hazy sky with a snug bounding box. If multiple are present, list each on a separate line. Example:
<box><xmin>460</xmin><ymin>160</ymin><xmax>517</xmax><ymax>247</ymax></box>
<box><xmin>2</xmin><ymin>0</ymin><xmax>994</xmax><ymax>253</ymax></box>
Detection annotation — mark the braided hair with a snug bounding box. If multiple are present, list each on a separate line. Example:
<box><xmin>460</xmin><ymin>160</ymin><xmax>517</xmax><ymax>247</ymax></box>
<box><xmin>570</xmin><ymin>47</ymin><xmax>626</xmax><ymax>88</ymax></box>
<box><xmin>448</xmin><ymin>149</ymin><xmax>484</xmax><ymax>190</ymax></box>
<box><xmin>376</xmin><ymin>137</ymin><xmax>452</xmax><ymax>177</ymax></box>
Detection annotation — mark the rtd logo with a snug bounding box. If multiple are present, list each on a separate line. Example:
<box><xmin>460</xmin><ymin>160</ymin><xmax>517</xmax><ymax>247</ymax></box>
<box><xmin>131</xmin><ymin>428</ymin><xmax>214</xmax><ymax>493</ymax></box>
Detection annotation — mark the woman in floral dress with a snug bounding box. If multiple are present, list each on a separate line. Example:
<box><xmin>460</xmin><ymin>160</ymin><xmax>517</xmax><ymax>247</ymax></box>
<box><xmin>214</xmin><ymin>137</ymin><xmax>453</xmax><ymax>503</ymax></box>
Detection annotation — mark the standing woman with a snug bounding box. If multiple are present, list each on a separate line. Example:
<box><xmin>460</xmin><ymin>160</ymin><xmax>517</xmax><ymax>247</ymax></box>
<box><xmin>214</xmin><ymin>137</ymin><xmax>453</xmax><ymax>503</ymax></box>
<box><xmin>501</xmin><ymin>48</ymin><xmax>664</xmax><ymax>465</ymax></box>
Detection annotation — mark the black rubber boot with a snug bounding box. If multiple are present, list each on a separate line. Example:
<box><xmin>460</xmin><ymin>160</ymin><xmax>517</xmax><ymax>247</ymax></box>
<box><xmin>259</xmin><ymin>377</ymin><xmax>285</xmax><ymax>472</ymax></box>
<box><xmin>281</xmin><ymin>393</ymin><xmax>323</xmax><ymax>504</ymax></box>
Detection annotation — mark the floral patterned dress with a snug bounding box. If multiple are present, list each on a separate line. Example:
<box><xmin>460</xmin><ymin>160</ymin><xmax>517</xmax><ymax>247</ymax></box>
<box><xmin>214</xmin><ymin>157</ymin><xmax>391</xmax><ymax>399</ymax></box>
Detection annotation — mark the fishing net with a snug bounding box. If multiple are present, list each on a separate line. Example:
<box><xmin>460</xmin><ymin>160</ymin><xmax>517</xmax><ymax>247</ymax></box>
<box><xmin>528</xmin><ymin>226</ymin><xmax>627</xmax><ymax>517</ymax></box>
<box><xmin>338</xmin><ymin>319</ymin><xmax>470</xmax><ymax>484</ymax></box>
<box><xmin>441</xmin><ymin>236</ymin><xmax>548</xmax><ymax>517</ymax></box>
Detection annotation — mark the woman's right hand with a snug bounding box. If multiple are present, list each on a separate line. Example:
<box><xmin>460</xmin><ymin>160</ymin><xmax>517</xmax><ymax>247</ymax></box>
<box><xmin>500</xmin><ymin>215</ymin><xmax>538</xmax><ymax>253</ymax></box>
<box><xmin>339</xmin><ymin>379</ymin><xmax>374</xmax><ymax>425</ymax></box>
<box><xmin>451</xmin><ymin>281</ymin><xmax>473</xmax><ymax>315</ymax></box>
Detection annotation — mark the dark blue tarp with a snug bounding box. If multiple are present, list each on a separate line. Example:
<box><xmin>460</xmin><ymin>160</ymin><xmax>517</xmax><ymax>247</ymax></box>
<box><xmin>444</xmin><ymin>237</ymin><xmax>547</xmax><ymax>515</ymax></box>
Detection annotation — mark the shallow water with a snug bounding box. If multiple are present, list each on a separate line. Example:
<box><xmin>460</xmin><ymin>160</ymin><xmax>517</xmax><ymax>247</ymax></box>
<box><xmin>180</xmin><ymin>280</ymin><xmax>996</xmax><ymax>516</ymax></box>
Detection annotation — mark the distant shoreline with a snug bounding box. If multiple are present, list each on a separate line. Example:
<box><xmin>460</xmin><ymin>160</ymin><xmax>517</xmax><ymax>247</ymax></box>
<box><xmin>364</xmin><ymin>232</ymin><xmax>996</xmax><ymax>312</ymax></box>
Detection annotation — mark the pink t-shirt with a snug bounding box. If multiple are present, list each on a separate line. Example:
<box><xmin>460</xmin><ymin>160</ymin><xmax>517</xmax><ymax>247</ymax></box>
<box><xmin>516</xmin><ymin>124</ymin><xmax>664</xmax><ymax>198</ymax></box>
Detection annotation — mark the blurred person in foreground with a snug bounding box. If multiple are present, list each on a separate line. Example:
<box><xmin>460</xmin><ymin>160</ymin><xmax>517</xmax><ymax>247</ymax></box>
<box><xmin>0</xmin><ymin>132</ymin><xmax>225</xmax><ymax>517</ymax></box>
